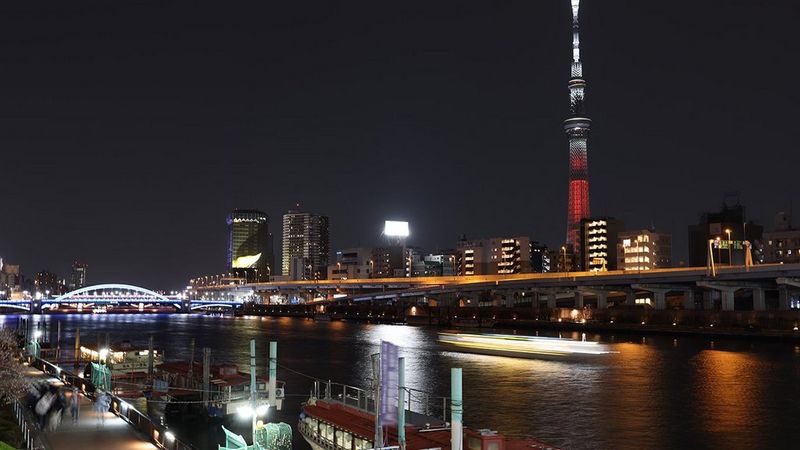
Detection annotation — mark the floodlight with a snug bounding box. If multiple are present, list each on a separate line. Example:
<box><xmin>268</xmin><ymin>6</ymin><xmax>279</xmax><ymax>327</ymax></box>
<box><xmin>384</xmin><ymin>220</ymin><xmax>409</xmax><ymax>238</ymax></box>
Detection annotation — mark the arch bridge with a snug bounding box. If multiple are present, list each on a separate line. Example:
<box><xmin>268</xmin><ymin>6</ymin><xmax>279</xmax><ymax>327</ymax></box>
<box><xmin>0</xmin><ymin>283</ymin><xmax>240</xmax><ymax>313</ymax></box>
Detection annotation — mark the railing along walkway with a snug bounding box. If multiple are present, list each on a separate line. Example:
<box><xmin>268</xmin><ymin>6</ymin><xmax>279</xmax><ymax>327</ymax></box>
<box><xmin>23</xmin><ymin>365</ymin><xmax>159</xmax><ymax>450</ymax></box>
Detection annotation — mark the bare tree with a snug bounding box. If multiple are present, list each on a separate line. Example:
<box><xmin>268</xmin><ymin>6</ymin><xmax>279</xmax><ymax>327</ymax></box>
<box><xmin>0</xmin><ymin>328</ymin><xmax>27</xmax><ymax>405</ymax></box>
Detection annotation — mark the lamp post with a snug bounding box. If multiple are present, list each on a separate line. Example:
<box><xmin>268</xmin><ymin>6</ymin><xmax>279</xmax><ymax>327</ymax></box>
<box><xmin>239</xmin><ymin>339</ymin><xmax>270</xmax><ymax>446</ymax></box>
<box><xmin>561</xmin><ymin>246</ymin><xmax>568</xmax><ymax>275</ymax></box>
<box><xmin>725</xmin><ymin>228</ymin><xmax>733</xmax><ymax>266</ymax></box>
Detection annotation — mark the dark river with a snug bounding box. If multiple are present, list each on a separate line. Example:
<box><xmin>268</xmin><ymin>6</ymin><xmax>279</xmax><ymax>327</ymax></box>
<box><xmin>5</xmin><ymin>314</ymin><xmax>799</xmax><ymax>450</ymax></box>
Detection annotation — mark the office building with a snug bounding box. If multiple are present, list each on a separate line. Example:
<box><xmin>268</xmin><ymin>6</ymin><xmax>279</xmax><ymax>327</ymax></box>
<box><xmin>282</xmin><ymin>207</ymin><xmax>330</xmax><ymax>279</ymax></box>
<box><xmin>580</xmin><ymin>217</ymin><xmax>624</xmax><ymax>271</ymax></box>
<box><xmin>763</xmin><ymin>212</ymin><xmax>800</xmax><ymax>264</ymax></box>
<box><xmin>68</xmin><ymin>261</ymin><xmax>88</xmax><ymax>291</ymax></box>
<box><xmin>328</xmin><ymin>247</ymin><xmax>374</xmax><ymax>280</ymax></box>
<box><xmin>617</xmin><ymin>229</ymin><xmax>672</xmax><ymax>271</ymax></box>
<box><xmin>227</xmin><ymin>209</ymin><xmax>273</xmax><ymax>281</ymax></box>
<box><xmin>370</xmin><ymin>247</ymin><xmax>404</xmax><ymax>278</ymax></box>
<box><xmin>456</xmin><ymin>236</ymin><xmax>532</xmax><ymax>275</ymax></box>
<box><xmin>0</xmin><ymin>260</ymin><xmax>20</xmax><ymax>297</ymax></box>
<box><xmin>688</xmin><ymin>196</ymin><xmax>763</xmax><ymax>266</ymax></box>
<box><xmin>34</xmin><ymin>271</ymin><xmax>59</xmax><ymax>297</ymax></box>
<box><xmin>531</xmin><ymin>242</ymin><xmax>552</xmax><ymax>273</ymax></box>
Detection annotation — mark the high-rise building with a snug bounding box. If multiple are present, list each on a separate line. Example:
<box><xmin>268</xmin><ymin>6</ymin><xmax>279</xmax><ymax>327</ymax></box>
<box><xmin>369</xmin><ymin>247</ymin><xmax>404</xmax><ymax>278</ymax></box>
<box><xmin>281</xmin><ymin>206</ymin><xmax>329</xmax><ymax>279</ymax></box>
<box><xmin>456</xmin><ymin>236</ymin><xmax>533</xmax><ymax>275</ymax></box>
<box><xmin>34</xmin><ymin>270</ymin><xmax>59</xmax><ymax>297</ymax></box>
<box><xmin>687</xmin><ymin>196</ymin><xmax>763</xmax><ymax>266</ymax></box>
<box><xmin>0</xmin><ymin>259</ymin><xmax>20</xmax><ymax>297</ymax></box>
<box><xmin>68</xmin><ymin>261</ymin><xmax>88</xmax><ymax>291</ymax></box>
<box><xmin>531</xmin><ymin>242</ymin><xmax>552</xmax><ymax>273</ymax></box>
<box><xmin>564</xmin><ymin>0</ymin><xmax>592</xmax><ymax>249</ymax></box>
<box><xmin>580</xmin><ymin>217</ymin><xmax>624</xmax><ymax>271</ymax></box>
<box><xmin>328</xmin><ymin>247</ymin><xmax>374</xmax><ymax>280</ymax></box>
<box><xmin>227</xmin><ymin>209</ymin><xmax>272</xmax><ymax>281</ymax></box>
<box><xmin>617</xmin><ymin>229</ymin><xmax>672</xmax><ymax>271</ymax></box>
<box><xmin>763</xmin><ymin>212</ymin><xmax>800</xmax><ymax>264</ymax></box>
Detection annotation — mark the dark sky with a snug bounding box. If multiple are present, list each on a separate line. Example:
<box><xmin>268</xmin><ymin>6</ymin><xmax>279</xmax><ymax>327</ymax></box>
<box><xmin>1</xmin><ymin>0</ymin><xmax>798</xmax><ymax>289</ymax></box>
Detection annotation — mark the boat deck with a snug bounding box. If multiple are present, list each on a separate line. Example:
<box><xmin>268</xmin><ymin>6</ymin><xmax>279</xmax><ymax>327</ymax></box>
<box><xmin>305</xmin><ymin>400</ymin><xmax>562</xmax><ymax>450</ymax></box>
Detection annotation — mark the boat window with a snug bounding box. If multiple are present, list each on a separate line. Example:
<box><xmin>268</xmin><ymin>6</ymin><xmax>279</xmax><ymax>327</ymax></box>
<box><xmin>469</xmin><ymin>437</ymin><xmax>482</xmax><ymax>450</ymax></box>
<box><xmin>341</xmin><ymin>432</ymin><xmax>352</xmax><ymax>450</ymax></box>
<box><xmin>324</xmin><ymin>423</ymin><xmax>334</xmax><ymax>443</ymax></box>
<box><xmin>486</xmin><ymin>442</ymin><xmax>501</xmax><ymax>450</ymax></box>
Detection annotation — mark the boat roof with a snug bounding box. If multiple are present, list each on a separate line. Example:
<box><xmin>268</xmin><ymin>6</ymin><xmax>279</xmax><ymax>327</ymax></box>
<box><xmin>158</xmin><ymin>360</ymin><xmax>271</xmax><ymax>386</ymax></box>
<box><xmin>303</xmin><ymin>400</ymin><xmax>561</xmax><ymax>450</ymax></box>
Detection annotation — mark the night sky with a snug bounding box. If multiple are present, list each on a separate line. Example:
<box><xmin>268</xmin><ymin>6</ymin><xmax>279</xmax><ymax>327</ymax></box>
<box><xmin>1</xmin><ymin>0</ymin><xmax>798</xmax><ymax>289</ymax></box>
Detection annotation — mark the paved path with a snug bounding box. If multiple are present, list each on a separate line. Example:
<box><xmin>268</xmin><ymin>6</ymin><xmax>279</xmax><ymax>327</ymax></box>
<box><xmin>24</xmin><ymin>367</ymin><xmax>157</xmax><ymax>450</ymax></box>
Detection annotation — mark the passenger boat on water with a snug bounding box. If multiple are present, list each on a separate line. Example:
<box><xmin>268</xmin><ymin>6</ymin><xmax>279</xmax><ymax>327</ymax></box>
<box><xmin>79</xmin><ymin>341</ymin><xmax>163</xmax><ymax>396</ymax></box>
<box><xmin>147</xmin><ymin>360</ymin><xmax>285</xmax><ymax>419</ymax></box>
<box><xmin>439</xmin><ymin>332</ymin><xmax>615</xmax><ymax>360</ymax></box>
<box><xmin>299</xmin><ymin>381</ymin><xmax>562</xmax><ymax>450</ymax></box>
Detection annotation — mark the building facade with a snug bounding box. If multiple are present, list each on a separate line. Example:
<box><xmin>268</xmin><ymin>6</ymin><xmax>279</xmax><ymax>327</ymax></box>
<box><xmin>456</xmin><ymin>236</ymin><xmax>533</xmax><ymax>275</ymax></box>
<box><xmin>580</xmin><ymin>217</ymin><xmax>623</xmax><ymax>271</ymax></box>
<box><xmin>617</xmin><ymin>229</ymin><xmax>672</xmax><ymax>271</ymax></box>
<box><xmin>531</xmin><ymin>242</ymin><xmax>552</xmax><ymax>273</ymax></box>
<box><xmin>328</xmin><ymin>247</ymin><xmax>374</xmax><ymax>280</ymax></box>
<box><xmin>68</xmin><ymin>261</ymin><xmax>88</xmax><ymax>291</ymax></box>
<box><xmin>763</xmin><ymin>212</ymin><xmax>800</xmax><ymax>264</ymax></box>
<box><xmin>281</xmin><ymin>207</ymin><xmax>330</xmax><ymax>279</ymax></box>
<box><xmin>227</xmin><ymin>209</ymin><xmax>273</xmax><ymax>281</ymax></box>
<box><xmin>687</xmin><ymin>197</ymin><xmax>763</xmax><ymax>266</ymax></box>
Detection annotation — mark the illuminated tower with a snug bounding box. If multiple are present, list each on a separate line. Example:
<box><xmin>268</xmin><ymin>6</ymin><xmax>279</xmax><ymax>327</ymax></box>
<box><xmin>564</xmin><ymin>0</ymin><xmax>591</xmax><ymax>251</ymax></box>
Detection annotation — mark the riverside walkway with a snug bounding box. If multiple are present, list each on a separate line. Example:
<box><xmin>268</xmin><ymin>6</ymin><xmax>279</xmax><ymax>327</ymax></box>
<box><xmin>24</xmin><ymin>366</ymin><xmax>158</xmax><ymax>450</ymax></box>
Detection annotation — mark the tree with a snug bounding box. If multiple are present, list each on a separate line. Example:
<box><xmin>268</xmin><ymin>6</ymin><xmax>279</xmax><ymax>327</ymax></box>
<box><xmin>0</xmin><ymin>328</ymin><xmax>26</xmax><ymax>405</ymax></box>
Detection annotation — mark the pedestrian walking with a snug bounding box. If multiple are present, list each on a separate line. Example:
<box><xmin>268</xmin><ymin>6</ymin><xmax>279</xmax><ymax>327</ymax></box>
<box><xmin>69</xmin><ymin>387</ymin><xmax>80</xmax><ymax>423</ymax></box>
<box><xmin>94</xmin><ymin>390</ymin><xmax>110</xmax><ymax>428</ymax></box>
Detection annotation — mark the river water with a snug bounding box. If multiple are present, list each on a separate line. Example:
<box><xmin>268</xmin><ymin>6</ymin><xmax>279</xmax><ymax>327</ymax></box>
<box><xmin>4</xmin><ymin>314</ymin><xmax>799</xmax><ymax>450</ymax></box>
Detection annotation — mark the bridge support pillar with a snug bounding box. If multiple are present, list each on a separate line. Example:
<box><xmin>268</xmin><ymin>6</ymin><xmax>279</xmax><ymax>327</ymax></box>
<box><xmin>653</xmin><ymin>290</ymin><xmax>668</xmax><ymax>310</ymax></box>
<box><xmin>596</xmin><ymin>292</ymin><xmax>608</xmax><ymax>309</ymax></box>
<box><xmin>778</xmin><ymin>286</ymin><xmax>790</xmax><ymax>310</ymax></box>
<box><xmin>720</xmin><ymin>289</ymin><xmax>735</xmax><ymax>311</ymax></box>
<box><xmin>752</xmin><ymin>287</ymin><xmax>766</xmax><ymax>311</ymax></box>
<box><xmin>703</xmin><ymin>291</ymin><xmax>715</xmax><ymax>310</ymax></box>
<box><xmin>625</xmin><ymin>290</ymin><xmax>635</xmax><ymax>305</ymax></box>
<box><xmin>683</xmin><ymin>290</ymin><xmax>696</xmax><ymax>310</ymax></box>
<box><xmin>574</xmin><ymin>291</ymin><xmax>584</xmax><ymax>309</ymax></box>
<box><xmin>547</xmin><ymin>293</ymin><xmax>557</xmax><ymax>309</ymax></box>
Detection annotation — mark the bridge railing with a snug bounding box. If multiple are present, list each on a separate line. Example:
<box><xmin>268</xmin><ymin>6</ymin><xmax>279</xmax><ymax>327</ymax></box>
<box><xmin>28</xmin><ymin>356</ymin><xmax>196</xmax><ymax>450</ymax></box>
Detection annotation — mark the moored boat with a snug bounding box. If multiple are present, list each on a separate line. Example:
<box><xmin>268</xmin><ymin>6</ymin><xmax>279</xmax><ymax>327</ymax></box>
<box><xmin>299</xmin><ymin>386</ymin><xmax>561</xmax><ymax>450</ymax></box>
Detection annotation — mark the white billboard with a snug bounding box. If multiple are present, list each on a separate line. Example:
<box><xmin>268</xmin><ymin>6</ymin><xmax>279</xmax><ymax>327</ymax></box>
<box><xmin>384</xmin><ymin>220</ymin><xmax>409</xmax><ymax>237</ymax></box>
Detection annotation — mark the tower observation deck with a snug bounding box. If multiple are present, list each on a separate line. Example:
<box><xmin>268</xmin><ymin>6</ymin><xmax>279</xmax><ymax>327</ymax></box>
<box><xmin>564</xmin><ymin>0</ymin><xmax>591</xmax><ymax>252</ymax></box>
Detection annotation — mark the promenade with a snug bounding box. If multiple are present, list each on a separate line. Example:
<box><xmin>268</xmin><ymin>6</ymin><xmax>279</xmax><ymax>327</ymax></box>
<box><xmin>24</xmin><ymin>367</ymin><xmax>157</xmax><ymax>450</ymax></box>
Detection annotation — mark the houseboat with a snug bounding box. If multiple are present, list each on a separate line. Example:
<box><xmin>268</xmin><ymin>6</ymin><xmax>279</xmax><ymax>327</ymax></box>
<box><xmin>79</xmin><ymin>341</ymin><xmax>163</xmax><ymax>395</ymax></box>
<box><xmin>299</xmin><ymin>387</ymin><xmax>561</xmax><ymax>450</ymax></box>
<box><xmin>148</xmin><ymin>360</ymin><xmax>285</xmax><ymax>419</ymax></box>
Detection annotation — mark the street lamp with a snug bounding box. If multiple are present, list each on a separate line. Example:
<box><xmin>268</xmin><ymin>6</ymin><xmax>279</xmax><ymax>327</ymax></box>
<box><xmin>725</xmin><ymin>228</ymin><xmax>733</xmax><ymax>266</ymax></box>
<box><xmin>561</xmin><ymin>246</ymin><xmax>568</xmax><ymax>275</ymax></box>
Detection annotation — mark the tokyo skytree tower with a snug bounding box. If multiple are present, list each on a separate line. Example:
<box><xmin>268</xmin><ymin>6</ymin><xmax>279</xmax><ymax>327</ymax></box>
<box><xmin>564</xmin><ymin>0</ymin><xmax>592</xmax><ymax>250</ymax></box>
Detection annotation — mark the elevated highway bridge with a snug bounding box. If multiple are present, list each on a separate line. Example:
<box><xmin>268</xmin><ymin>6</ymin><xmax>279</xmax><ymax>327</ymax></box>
<box><xmin>196</xmin><ymin>264</ymin><xmax>800</xmax><ymax>312</ymax></box>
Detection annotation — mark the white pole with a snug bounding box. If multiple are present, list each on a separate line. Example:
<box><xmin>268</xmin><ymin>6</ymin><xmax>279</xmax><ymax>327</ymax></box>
<box><xmin>451</xmin><ymin>368</ymin><xmax>463</xmax><ymax>450</ymax></box>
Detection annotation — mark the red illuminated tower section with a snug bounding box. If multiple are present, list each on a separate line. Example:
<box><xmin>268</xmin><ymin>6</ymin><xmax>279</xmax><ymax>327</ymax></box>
<box><xmin>564</xmin><ymin>0</ymin><xmax>591</xmax><ymax>251</ymax></box>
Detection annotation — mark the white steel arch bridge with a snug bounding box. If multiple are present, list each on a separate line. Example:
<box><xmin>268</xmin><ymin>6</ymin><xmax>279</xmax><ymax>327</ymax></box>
<box><xmin>0</xmin><ymin>283</ymin><xmax>241</xmax><ymax>313</ymax></box>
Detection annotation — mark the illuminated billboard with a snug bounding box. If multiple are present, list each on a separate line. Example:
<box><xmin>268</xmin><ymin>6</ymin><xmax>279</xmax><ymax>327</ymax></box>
<box><xmin>384</xmin><ymin>220</ymin><xmax>409</xmax><ymax>237</ymax></box>
<box><xmin>232</xmin><ymin>253</ymin><xmax>262</xmax><ymax>268</ymax></box>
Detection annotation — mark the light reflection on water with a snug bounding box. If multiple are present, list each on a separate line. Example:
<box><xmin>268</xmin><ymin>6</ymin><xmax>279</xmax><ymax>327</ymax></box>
<box><xmin>8</xmin><ymin>314</ymin><xmax>800</xmax><ymax>450</ymax></box>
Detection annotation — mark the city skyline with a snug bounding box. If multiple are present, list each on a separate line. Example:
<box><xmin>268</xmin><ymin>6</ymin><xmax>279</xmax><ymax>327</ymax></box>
<box><xmin>1</xmin><ymin>0</ymin><xmax>799</xmax><ymax>288</ymax></box>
